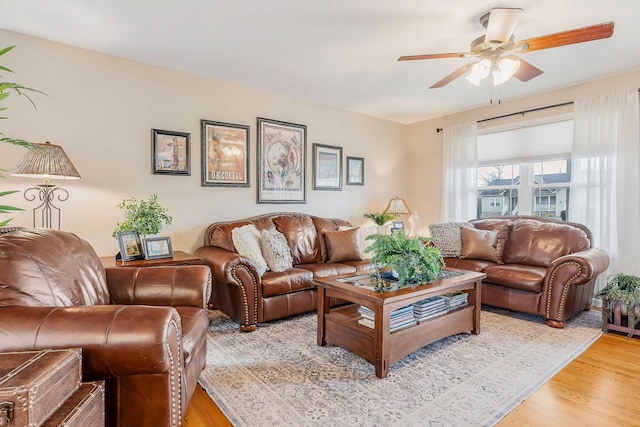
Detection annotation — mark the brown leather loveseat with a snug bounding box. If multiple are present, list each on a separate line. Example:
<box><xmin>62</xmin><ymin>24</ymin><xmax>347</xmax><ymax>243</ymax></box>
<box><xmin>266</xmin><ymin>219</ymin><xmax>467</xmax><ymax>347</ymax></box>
<box><xmin>435</xmin><ymin>216</ymin><xmax>609</xmax><ymax>328</ymax></box>
<box><xmin>195</xmin><ymin>212</ymin><xmax>371</xmax><ymax>332</ymax></box>
<box><xmin>0</xmin><ymin>228</ymin><xmax>211</xmax><ymax>427</ymax></box>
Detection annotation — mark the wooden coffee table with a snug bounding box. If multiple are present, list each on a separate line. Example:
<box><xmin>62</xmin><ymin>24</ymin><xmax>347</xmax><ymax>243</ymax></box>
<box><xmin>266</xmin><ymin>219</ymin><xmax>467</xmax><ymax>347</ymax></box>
<box><xmin>316</xmin><ymin>269</ymin><xmax>486</xmax><ymax>378</ymax></box>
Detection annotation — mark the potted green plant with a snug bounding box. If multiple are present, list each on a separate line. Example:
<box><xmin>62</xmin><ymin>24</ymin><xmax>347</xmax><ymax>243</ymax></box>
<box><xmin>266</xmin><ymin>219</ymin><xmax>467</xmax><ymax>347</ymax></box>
<box><xmin>112</xmin><ymin>194</ymin><xmax>173</xmax><ymax>238</ymax></box>
<box><xmin>364</xmin><ymin>231</ymin><xmax>444</xmax><ymax>286</ymax></box>
<box><xmin>0</xmin><ymin>45</ymin><xmax>44</xmax><ymax>226</ymax></box>
<box><xmin>363</xmin><ymin>212</ymin><xmax>399</xmax><ymax>235</ymax></box>
<box><xmin>599</xmin><ymin>273</ymin><xmax>640</xmax><ymax>337</ymax></box>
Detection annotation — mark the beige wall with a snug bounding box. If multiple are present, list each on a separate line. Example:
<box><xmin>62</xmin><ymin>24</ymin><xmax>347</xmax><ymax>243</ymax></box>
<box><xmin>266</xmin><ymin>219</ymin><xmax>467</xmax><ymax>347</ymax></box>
<box><xmin>0</xmin><ymin>30</ymin><xmax>406</xmax><ymax>256</ymax></box>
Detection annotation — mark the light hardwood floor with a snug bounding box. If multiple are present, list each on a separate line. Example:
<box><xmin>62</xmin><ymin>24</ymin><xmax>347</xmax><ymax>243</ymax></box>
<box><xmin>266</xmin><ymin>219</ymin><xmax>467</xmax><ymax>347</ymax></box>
<box><xmin>182</xmin><ymin>332</ymin><xmax>640</xmax><ymax>427</ymax></box>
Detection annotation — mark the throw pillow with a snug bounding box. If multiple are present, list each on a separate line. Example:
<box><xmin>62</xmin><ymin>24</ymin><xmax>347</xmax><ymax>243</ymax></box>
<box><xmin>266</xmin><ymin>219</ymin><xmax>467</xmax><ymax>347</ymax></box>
<box><xmin>428</xmin><ymin>222</ymin><xmax>474</xmax><ymax>257</ymax></box>
<box><xmin>325</xmin><ymin>228</ymin><xmax>362</xmax><ymax>263</ymax></box>
<box><xmin>260</xmin><ymin>228</ymin><xmax>294</xmax><ymax>272</ymax></box>
<box><xmin>231</xmin><ymin>224</ymin><xmax>268</xmax><ymax>276</ymax></box>
<box><xmin>460</xmin><ymin>226</ymin><xmax>500</xmax><ymax>263</ymax></box>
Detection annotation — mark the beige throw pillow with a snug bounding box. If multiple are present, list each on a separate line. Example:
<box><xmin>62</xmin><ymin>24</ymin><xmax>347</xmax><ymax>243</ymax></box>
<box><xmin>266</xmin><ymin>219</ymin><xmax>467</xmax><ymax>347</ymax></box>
<box><xmin>260</xmin><ymin>228</ymin><xmax>294</xmax><ymax>272</ymax></box>
<box><xmin>325</xmin><ymin>228</ymin><xmax>362</xmax><ymax>263</ymax></box>
<box><xmin>231</xmin><ymin>224</ymin><xmax>268</xmax><ymax>276</ymax></box>
<box><xmin>460</xmin><ymin>226</ymin><xmax>499</xmax><ymax>263</ymax></box>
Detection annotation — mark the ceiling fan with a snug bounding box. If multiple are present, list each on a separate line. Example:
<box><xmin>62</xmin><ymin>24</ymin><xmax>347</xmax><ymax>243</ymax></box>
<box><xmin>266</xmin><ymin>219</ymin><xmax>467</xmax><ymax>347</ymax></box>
<box><xmin>398</xmin><ymin>8</ymin><xmax>614</xmax><ymax>89</ymax></box>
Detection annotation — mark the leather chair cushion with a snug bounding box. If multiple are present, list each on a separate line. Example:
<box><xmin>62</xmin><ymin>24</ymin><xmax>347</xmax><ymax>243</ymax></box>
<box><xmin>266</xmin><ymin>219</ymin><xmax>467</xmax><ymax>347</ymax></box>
<box><xmin>297</xmin><ymin>263</ymin><xmax>356</xmax><ymax>278</ymax></box>
<box><xmin>324</xmin><ymin>228</ymin><xmax>362</xmax><ymax>263</ymax></box>
<box><xmin>503</xmin><ymin>219</ymin><xmax>590</xmax><ymax>267</ymax></box>
<box><xmin>483</xmin><ymin>264</ymin><xmax>547</xmax><ymax>293</ymax></box>
<box><xmin>261</xmin><ymin>268</ymin><xmax>315</xmax><ymax>298</ymax></box>
<box><xmin>460</xmin><ymin>227</ymin><xmax>500</xmax><ymax>263</ymax></box>
<box><xmin>176</xmin><ymin>306</ymin><xmax>209</xmax><ymax>366</ymax></box>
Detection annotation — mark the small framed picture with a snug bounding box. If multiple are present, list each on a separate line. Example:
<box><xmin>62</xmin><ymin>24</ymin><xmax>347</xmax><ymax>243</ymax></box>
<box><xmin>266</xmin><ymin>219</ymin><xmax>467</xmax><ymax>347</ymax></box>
<box><xmin>117</xmin><ymin>231</ymin><xmax>144</xmax><ymax>261</ymax></box>
<box><xmin>346</xmin><ymin>156</ymin><xmax>364</xmax><ymax>186</ymax></box>
<box><xmin>313</xmin><ymin>143</ymin><xmax>342</xmax><ymax>190</ymax></box>
<box><xmin>152</xmin><ymin>129</ymin><xmax>191</xmax><ymax>175</ymax></box>
<box><xmin>143</xmin><ymin>236</ymin><xmax>173</xmax><ymax>260</ymax></box>
<box><xmin>391</xmin><ymin>221</ymin><xmax>406</xmax><ymax>236</ymax></box>
<box><xmin>201</xmin><ymin>120</ymin><xmax>250</xmax><ymax>187</ymax></box>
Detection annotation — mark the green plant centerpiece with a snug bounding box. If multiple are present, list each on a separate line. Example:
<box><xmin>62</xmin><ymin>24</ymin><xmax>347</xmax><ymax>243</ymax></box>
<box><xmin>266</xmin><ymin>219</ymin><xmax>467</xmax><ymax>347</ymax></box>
<box><xmin>112</xmin><ymin>194</ymin><xmax>172</xmax><ymax>238</ymax></box>
<box><xmin>0</xmin><ymin>45</ymin><xmax>45</xmax><ymax>226</ymax></box>
<box><xmin>365</xmin><ymin>231</ymin><xmax>445</xmax><ymax>287</ymax></box>
<box><xmin>598</xmin><ymin>273</ymin><xmax>640</xmax><ymax>337</ymax></box>
<box><xmin>363</xmin><ymin>211</ymin><xmax>398</xmax><ymax>226</ymax></box>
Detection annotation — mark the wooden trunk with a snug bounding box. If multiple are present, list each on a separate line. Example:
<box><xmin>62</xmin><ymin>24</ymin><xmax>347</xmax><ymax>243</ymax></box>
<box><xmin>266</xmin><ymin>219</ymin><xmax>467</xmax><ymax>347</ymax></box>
<box><xmin>42</xmin><ymin>381</ymin><xmax>105</xmax><ymax>426</ymax></box>
<box><xmin>0</xmin><ymin>348</ymin><xmax>82</xmax><ymax>426</ymax></box>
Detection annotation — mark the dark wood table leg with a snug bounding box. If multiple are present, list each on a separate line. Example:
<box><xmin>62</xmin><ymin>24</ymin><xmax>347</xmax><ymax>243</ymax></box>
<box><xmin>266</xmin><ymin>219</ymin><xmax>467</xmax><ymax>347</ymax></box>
<box><xmin>317</xmin><ymin>286</ymin><xmax>328</xmax><ymax>346</ymax></box>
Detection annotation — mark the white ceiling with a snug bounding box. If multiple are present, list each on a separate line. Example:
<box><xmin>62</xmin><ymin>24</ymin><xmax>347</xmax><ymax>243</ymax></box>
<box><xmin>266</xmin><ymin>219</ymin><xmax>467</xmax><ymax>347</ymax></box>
<box><xmin>1</xmin><ymin>0</ymin><xmax>639</xmax><ymax>124</ymax></box>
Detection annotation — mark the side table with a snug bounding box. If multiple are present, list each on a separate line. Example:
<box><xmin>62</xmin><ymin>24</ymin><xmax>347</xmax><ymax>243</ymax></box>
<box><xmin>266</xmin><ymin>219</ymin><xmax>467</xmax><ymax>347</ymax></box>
<box><xmin>100</xmin><ymin>250</ymin><xmax>204</xmax><ymax>268</ymax></box>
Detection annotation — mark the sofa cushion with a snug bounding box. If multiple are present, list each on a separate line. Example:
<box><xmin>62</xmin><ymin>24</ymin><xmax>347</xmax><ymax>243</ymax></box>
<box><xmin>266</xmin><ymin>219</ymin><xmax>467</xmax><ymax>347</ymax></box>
<box><xmin>428</xmin><ymin>222</ymin><xmax>474</xmax><ymax>257</ymax></box>
<box><xmin>232</xmin><ymin>224</ymin><xmax>268</xmax><ymax>275</ymax></box>
<box><xmin>260</xmin><ymin>229</ymin><xmax>293</xmax><ymax>272</ymax></box>
<box><xmin>273</xmin><ymin>215</ymin><xmax>322</xmax><ymax>265</ymax></box>
<box><xmin>261</xmin><ymin>268</ymin><xmax>315</xmax><ymax>297</ymax></box>
<box><xmin>444</xmin><ymin>257</ymin><xmax>497</xmax><ymax>272</ymax></box>
<box><xmin>297</xmin><ymin>263</ymin><xmax>356</xmax><ymax>278</ymax></box>
<box><xmin>472</xmin><ymin>218</ymin><xmax>511</xmax><ymax>263</ymax></box>
<box><xmin>503</xmin><ymin>219</ymin><xmax>590</xmax><ymax>267</ymax></box>
<box><xmin>460</xmin><ymin>227</ymin><xmax>500</xmax><ymax>263</ymax></box>
<box><xmin>483</xmin><ymin>264</ymin><xmax>547</xmax><ymax>293</ymax></box>
<box><xmin>340</xmin><ymin>259</ymin><xmax>374</xmax><ymax>272</ymax></box>
<box><xmin>324</xmin><ymin>228</ymin><xmax>362</xmax><ymax>263</ymax></box>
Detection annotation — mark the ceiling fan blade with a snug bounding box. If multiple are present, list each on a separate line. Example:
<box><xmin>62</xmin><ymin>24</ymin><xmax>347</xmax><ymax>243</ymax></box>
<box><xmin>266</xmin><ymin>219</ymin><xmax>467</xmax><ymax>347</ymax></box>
<box><xmin>429</xmin><ymin>63</ymin><xmax>473</xmax><ymax>89</ymax></box>
<box><xmin>484</xmin><ymin>8</ymin><xmax>523</xmax><ymax>45</ymax></box>
<box><xmin>508</xmin><ymin>56</ymin><xmax>544</xmax><ymax>82</ymax></box>
<box><xmin>516</xmin><ymin>21</ymin><xmax>614</xmax><ymax>53</ymax></box>
<box><xmin>398</xmin><ymin>52</ymin><xmax>467</xmax><ymax>61</ymax></box>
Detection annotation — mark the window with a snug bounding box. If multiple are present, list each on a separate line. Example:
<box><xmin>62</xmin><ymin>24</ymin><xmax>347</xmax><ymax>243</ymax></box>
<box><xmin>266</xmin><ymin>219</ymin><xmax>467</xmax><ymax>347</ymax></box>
<box><xmin>476</xmin><ymin>120</ymin><xmax>572</xmax><ymax>220</ymax></box>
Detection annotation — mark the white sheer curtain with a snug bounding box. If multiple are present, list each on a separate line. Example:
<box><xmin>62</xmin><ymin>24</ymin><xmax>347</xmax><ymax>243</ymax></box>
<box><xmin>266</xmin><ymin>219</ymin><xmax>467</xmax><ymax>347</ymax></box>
<box><xmin>570</xmin><ymin>89</ymin><xmax>640</xmax><ymax>283</ymax></box>
<box><xmin>441</xmin><ymin>122</ymin><xmax>478</xmax><ymax>222</ymax></box>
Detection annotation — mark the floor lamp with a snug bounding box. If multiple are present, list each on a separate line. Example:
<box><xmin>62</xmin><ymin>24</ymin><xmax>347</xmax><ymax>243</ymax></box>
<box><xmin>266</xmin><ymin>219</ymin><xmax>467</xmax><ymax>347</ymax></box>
<box><xmin>11</xmin><ymin>141</ymin><xmax>81</xmax><ymax>229</ymax></box>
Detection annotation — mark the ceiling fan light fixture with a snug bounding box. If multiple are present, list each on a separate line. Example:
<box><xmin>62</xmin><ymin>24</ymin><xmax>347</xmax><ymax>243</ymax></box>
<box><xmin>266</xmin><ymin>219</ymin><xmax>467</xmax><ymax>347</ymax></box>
<box><xmin>465</xmin><ymin>59</ymin><xmax>491</xmax><ymax>86</ymax></box>
<box><xmin>492</xmin><ymin>57</ymin><xmax>521</xmax><ymax>85</ymax></box>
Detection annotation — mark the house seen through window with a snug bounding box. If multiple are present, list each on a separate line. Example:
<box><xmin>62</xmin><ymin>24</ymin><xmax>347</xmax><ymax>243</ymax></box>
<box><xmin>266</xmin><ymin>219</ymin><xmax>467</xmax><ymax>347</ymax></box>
<box><xmin>476</xmin><ymin>120</ymin><xmax>573</xmax><ymax>220</ymax></box>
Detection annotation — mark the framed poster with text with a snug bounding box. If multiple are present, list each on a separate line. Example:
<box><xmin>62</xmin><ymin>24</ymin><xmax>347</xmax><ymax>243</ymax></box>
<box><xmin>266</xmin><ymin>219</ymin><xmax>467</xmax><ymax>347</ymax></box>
<box><xmin>201</xmin><ymin>120</ymin><xmax>250</xmax><ymax>187</ymax></box>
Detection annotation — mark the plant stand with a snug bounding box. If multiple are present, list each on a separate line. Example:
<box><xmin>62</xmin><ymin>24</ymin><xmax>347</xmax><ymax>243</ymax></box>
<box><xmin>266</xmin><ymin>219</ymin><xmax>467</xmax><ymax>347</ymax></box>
<box><xmin>602</xmin><ymin>299</ymin><xmax>640</xmax><ymax>337</ymax></box>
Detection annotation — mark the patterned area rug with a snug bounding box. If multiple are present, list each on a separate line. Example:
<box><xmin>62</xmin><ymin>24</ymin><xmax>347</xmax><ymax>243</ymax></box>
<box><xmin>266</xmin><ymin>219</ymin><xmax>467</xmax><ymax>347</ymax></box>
<box><xmin>199</xmin><ymin>307</ymin><xmax>602</xmax><ymax>427</ymax></box>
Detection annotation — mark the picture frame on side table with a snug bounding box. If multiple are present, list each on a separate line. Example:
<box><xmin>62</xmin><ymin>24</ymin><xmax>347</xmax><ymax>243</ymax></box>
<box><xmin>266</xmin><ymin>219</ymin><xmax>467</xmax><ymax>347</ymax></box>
<box><xmin>201</xmin><ymin>120</ymin><xmax>250</xmax><ymax>187</ymax></box>
<box><xmin>257</xmin><ymin>117</ymin><xmax>307</xmax><ymax>203</ymax></box>
<box><xmin>116</xmin><ymin>231</ymin><xmax>144</xmax><ymax>262</ymax></box>
<box><xmin>152</xmin><ymin>129</ymin><xmax>191</xmax><ymax>175</ymax></box>
<box><xmin>312</xmin><ymin>143</ymin><xmax>342</xmax><ymax>190</ymax></box>
<box><xmin>143</xmin><ymin>236</ymin><xmax>173</xmax><ymax>260</ymax></box>
<box><xmin>346</xmin><ymin>156</ymin><xmax>364</xmax><ymax>185</ymax></box>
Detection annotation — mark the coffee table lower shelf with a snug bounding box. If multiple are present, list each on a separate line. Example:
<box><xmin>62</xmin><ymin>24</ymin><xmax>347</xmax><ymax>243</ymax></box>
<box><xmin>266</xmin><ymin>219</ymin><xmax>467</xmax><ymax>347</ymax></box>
<box><xmin>323</xmin><ymin>304</ymin><xmax>475</xmax><ymax>376</ymax></box>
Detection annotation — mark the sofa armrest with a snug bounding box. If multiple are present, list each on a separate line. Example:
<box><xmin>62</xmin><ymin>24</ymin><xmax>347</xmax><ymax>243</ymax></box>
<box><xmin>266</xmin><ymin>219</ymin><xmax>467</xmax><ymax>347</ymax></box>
<box><xmin>0</xmin><ymin>305</ymin><xmax>182</xmax><ymax>378</ymax></box>
<box><xmin>194</xmin><ymin>245</ymin><xmax>262</xmax><ymax>331</ymax></box>
<box><xmin>543</xmin><ymin>247</ymin><xmax>610</xmax><ymax>322</ymax></box>
<box><xmin>105</xmin><ymin>265</ymin><xmax>211</xmax><ymax>308</ymax></box>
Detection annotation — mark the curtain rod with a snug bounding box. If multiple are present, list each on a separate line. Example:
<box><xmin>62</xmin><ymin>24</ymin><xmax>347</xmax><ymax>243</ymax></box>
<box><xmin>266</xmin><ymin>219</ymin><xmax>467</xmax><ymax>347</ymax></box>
<box><xmin>436</xmin><ymin>88</ymin><xmax>640</xmax><ymax>132</ymax></box>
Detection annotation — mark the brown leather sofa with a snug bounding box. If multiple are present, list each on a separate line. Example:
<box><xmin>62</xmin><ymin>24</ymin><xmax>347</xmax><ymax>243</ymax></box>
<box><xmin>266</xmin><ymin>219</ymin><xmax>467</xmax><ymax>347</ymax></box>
<box><xmin>195</xmin><ymin>212</ymin><xmax>371</xmax><ymax>332</ymax></box>
<box><xmin>0</xmin><ymin>228</ymin><xmax>211</xmax><ymax>427</ymax></box>
<box><xmin>441</xmin><ymin>216</ymin><xmax>609</xmax><ymax>328</ymax></box>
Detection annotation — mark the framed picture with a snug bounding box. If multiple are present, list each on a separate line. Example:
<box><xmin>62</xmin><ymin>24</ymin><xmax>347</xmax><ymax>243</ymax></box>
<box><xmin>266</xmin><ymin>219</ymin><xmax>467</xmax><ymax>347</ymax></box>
<box><xmin>201</xmin><ymin>120</ymin><xmax>250</xmax><ymax>187</ymax></box>
<box><xmin>257</xmin><ymin>117</ymin><xmax>306</xmax><ymax>203</ymax></box>
<box><xmin>312</xmin><ymin>143</ymin><xmax>342</xmax><ymax>190</ymax></box>
<box><xmin>391</xmin><ymin>221</ymin><xmax>406</xmax><ymax>236</ymax></box>
<box><xmin>143</xmin><ymin>236</ymin><xmax>173</xmax><ymax>260</ymax></box>
<box><xmin>346</xmin><ymin>156</ymin><xmax>364</xmax><ymax>185</ymax></box>
<box><xmin>116</xmin><ymin>231</ymin><xmax>144</xmax><ymax>262</ymax></box>
<box><xmin>152</xmin><ymin>129</ymin><xmax>190</xmax><ymax>175</ymax></box>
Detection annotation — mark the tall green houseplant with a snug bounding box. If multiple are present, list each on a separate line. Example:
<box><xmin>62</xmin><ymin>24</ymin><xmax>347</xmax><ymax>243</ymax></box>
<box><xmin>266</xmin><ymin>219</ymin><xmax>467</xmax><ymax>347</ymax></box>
<box><xmin>112</xmin><ymin>194</ymin><xmax>173</xmax><ymax>238</ymax></box>
<box><xmin>0</xmin><ymin>45</ymin><xmax>43</xmax><ymax>225</ymax></box>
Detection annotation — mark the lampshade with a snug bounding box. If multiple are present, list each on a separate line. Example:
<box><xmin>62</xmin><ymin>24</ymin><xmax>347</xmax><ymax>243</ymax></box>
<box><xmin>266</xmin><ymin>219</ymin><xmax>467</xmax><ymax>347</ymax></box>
<box><xmin>11</xmin><ymin>142</ymin><xmax>81</xmax><ymax>180</ymax></box>
<box><xmin>465</xmin><ymin>59</ymin><xmax>491</xmax><ymax>86</ymax></box>
<box><xmin>492</xmin><ymin>57</ymin><xmax>521</xmax><ymax>86</ymax></box>
<box><xmin>383</xmin><ymin>196</ymin><xmax>411</xmax><ymax>215</ymax></box>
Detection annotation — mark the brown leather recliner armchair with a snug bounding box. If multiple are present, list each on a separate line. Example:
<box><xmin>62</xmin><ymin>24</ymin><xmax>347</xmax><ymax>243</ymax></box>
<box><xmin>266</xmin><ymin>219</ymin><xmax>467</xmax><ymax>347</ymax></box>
<box><xmin>0</xmin><ymin>228</ymin><xmax>211</xmax><ymax>427</ymax></box>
